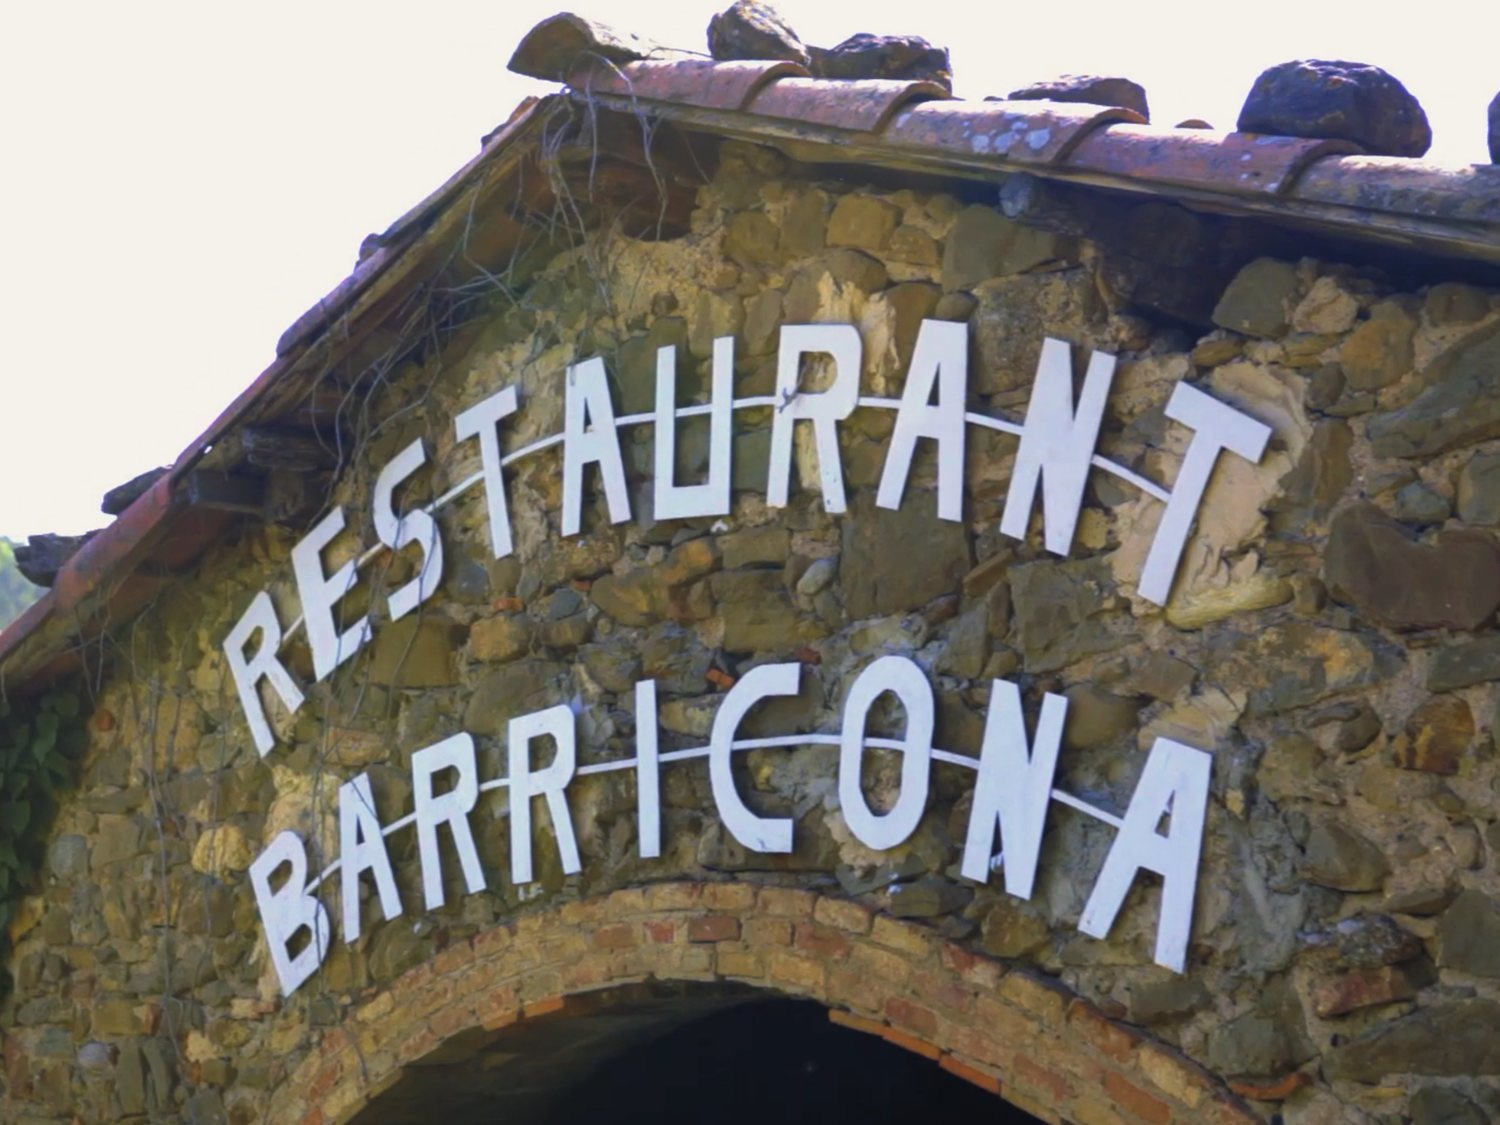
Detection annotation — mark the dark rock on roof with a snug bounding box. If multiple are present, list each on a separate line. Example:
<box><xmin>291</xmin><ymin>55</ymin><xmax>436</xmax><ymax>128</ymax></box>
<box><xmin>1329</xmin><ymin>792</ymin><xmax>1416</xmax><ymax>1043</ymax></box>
<box><xmin>1490</xmin><ymin>90</ymin><xmax>1499</xmax><ymax>163</ymax></box>
<box><xmin>810</xmin><ymin>34</ymin><xmax>951</xmax><ymax>91</ymax></box>
<box><xmin>14</xmin><ymin>533</ymin><xmax>97</xmax><ymax>589</ymax></box>
<box><xmin>707</xmin><ymin>0</ymin><xmax>810</xmax><ymax>68</ymax></box>
<box><xmin>1006</xmin><ymin>74</ymin><xmax>1150</xmax><ymax>121</ymax></box>
<box><xmin>101</xmin><ymin>466</ymin><xmax>169</xmax><ymax>516</ymax></box>
<box><xmin>508</xmin><ymin>12</ymin><xmax>659</xmax><ymax>82</ymax></box>
<box><xmin>1238</xmin><ymin>59</ymin><xmax>1431</xmax><ymax>158</ymax></box>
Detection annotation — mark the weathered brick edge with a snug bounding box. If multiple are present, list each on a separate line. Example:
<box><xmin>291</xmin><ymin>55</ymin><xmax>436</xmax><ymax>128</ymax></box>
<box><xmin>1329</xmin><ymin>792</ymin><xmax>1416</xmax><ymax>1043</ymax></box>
<box><xmin>270</xmin><ymin>882</ymin><xmax>1257</xmax><ymax>1125</ymax></box>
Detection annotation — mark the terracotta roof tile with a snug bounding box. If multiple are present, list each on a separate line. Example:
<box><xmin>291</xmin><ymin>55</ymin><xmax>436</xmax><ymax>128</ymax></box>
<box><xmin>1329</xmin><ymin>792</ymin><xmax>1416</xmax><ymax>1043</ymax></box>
<box><xmin>557</xmin><ymin>56</ymin><xmax>1500</xmax><ymax>257</ymax></box>
<box><xmin>567</xmin><ymin>58</ymin><xmax>808</xmax><ymax>111</ymax></box>
<box><xmin>1065</xmin><ymin>125</ymin><xmax>1359</xmax><ymax>196</ymax></box>
<box><xmin>885</xmin><ymin>99</ymin><xmax>1143</xmax><ymax>166</ymax></box>
<box><xmin>746</xmin><ymin>76</ymin><xmax>949</xmax><ymax>131</ymax></box>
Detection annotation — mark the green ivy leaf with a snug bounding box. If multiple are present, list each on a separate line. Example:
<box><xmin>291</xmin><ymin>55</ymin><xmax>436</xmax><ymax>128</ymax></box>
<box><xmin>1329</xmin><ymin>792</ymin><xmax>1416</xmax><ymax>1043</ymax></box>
<box><xmin>31</xmin><ymin>716</ymin><xmax>57</xmax><ymax>762</ymax></box>
<box><xmin>0</xmin><ymin>840</ymin><xmax>19</xmax><ymax>870</ymax></box>
<box><xmin>3</xmin><ymin>803</ymin><xmax>29</xmax><ymax>835</ymax></box>
<box><xmin>46</xmin><ymin>693</ymin><xmax>80</xmax><ymax>720</ymax></box>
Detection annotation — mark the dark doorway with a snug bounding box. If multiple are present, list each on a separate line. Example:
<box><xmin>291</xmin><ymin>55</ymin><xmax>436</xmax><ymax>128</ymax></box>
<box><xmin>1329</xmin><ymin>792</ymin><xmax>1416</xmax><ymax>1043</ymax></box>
<box><xmin>545</xmin><ymin>998</ymin><xmax>1041</xmax><ymax>1124</ymax></box>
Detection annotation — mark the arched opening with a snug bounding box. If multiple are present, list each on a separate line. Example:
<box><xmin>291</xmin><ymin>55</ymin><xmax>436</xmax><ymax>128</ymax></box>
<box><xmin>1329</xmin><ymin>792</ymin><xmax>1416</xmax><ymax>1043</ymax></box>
<box><xmin>349</xmin><ymin>982</ymin><xmax>1040</xmax><ymax>1124</ymax></box>
<box><xmin>280</xmin><ymin>884</ymin><xmax>1247</xmax><ymax>1125</ymax></box>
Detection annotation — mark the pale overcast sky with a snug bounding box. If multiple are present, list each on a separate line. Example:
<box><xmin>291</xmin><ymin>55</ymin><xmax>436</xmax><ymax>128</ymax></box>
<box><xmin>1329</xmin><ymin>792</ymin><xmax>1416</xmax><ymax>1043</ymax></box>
<box><xmin>0</xmin><ymin>0</ymin><xmax>1491</xmax><ymax>540</ymax></box>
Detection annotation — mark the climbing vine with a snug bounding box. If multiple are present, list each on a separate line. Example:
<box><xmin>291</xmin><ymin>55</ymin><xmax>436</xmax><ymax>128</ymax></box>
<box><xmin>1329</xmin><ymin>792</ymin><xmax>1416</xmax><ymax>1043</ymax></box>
<box><xmin>0</xmin><ymin>683</ymin><xmax>86</xmax><ymax>994</ymax></box>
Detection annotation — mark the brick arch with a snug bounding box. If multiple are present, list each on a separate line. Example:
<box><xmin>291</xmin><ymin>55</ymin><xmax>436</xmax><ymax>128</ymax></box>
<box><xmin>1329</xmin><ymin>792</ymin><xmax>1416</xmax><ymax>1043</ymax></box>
<box><xmin>272</xmin><ymin>882</ymin><xmax>1254</xmax><ymax>1125</ymax></box>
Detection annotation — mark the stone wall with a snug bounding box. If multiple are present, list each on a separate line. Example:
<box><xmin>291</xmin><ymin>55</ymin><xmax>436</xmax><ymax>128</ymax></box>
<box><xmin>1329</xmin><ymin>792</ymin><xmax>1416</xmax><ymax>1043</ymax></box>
<box><xmin>4</xmin><ymin>137</ymin><xmax>1500</xmax><ymax>1124</ymax></box>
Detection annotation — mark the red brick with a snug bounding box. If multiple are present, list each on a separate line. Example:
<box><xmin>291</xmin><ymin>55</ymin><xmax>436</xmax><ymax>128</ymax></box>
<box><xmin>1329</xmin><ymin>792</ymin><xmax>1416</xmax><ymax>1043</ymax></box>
<box><xmin>999</xmin><ymin>971</ymin><xmax>1069</xmax><ymax>1024</ymax></box>
<box><xmin>948</xmin><ymin>1026</ymin><xmax>1012</xmax><ymax>1071</ymax></box>
<box><xmin>884</xmin><ymin>997</ymin><xmax>938</xmax><ymax>1039</ymax></box>
<box><xmin>911</xmin><ymin>969</ymin><xmax>974</xmax><ymax>1016</ymax></box>
<box><xmin>716</xmin><ymin>947</ymin><xmax>764</xmax><ymax>980</ymax></box>
<box><xmin>644</xmin><ymin>920</ymin><xmax>677</xmax><ymax>944</ymax></box>
<box><xmin>759</xmin><ymin>887</ymin><xmax>815</xmax><ymax>917</ymax></box>
<box><xmin>870</xmin><ymin>915</ymin><xmax>934</xmax><ymax>958</ymax></box>
<box><xmin>432</xmin><ymin>943</ymin><xmax>473</xmax><ymax>977</ymax></box>
<box><xmin>591</xmin><ymin>923</ymin><xmax>637</xmax><ymax>951</ymax></box>
<box><xmin>973</xmin><ymin>996</ymin><xmax>1039</xmax><ymax>1043</ymax></box>
<box><xmin>827</xmin><ymin>966</ymin><xmax>885</xmax><ymax>1016</ymax></box>
<box><xmin>644</xmin><ymin>882</ymin><xmax>703</xmax><ymax>910</ymax></box>
<box><xmin>814</xmin><ymin>897</ymin><xmax>873</xmax><ymax>933</ymax></box>
<box><xmin>606</xmin><ymin>887</ymin><xmax>647</xmax><ymax>914</ymax></box>
<box><xmin>1013</xmin><ymin>1054</ymin><xmax>1071</xmax><ymax>1104</ymax></box>
<box><xmin>794</xmin><ymin>922</ymin><xmax>852</xmax><ymax>960</ymax></box>
<box><xmin>1104</xmin><ymin>1070</ymin><xmax>1172</xmax><ymax>1125</ymax></box>
<box><xmin>743</xmin><ymin>916</ymin><xmax>794</xmax><ymax>946</ymax></box>
<box><xmin>430</xmin><ymin>1002</ymin><xmax>476</xmax><ymax>1039</ymax></box>
<box><xmin>688</xmin><ymin>914</ymin><xmax>741</xmax><ymax>943</ymax></box>
<box><xmin>561</xmin><ymin>955</ymin><xmax>613</xmax><ymax>991</ymax></box>
<box><xmin>307</xmin><ymin>1062</ymin><xmax>341</xmax><ymax>1101</ymax></box>
<box><xmin>1067</xmin><ymin>998</ymin><xmax>1141</xmax><ymax>1061</ymax></box>
<box><xmin>700</xmin><ymin>883</ymin><xmax>757</xmax><ymax>910</ymax></box>
<box><xmin>936</xmin><ymin>936</ymin><xmax>1008</xmax><ymax>990</ymax></box>
<box><xmin>395</xmin><ymin>1025</ymin><xmax>441</xmax><ymax>1065</ymax></box>
<box><xmin>847</xmin><ymin>942</ymin><xmax>912</xmax><ymax>988</ymax></box>
<box><xmin>518</xmin><ymin>969</ymin><xmax>563</xmax><ymax>1003</ymax></box>
<box><xmin>767</xmin><ymin>951</ymin><xmax>826</xmax><ymax>997</ymax></box>
<box><xmin>476</xmin><ymin>985</ymin><xmax>520</xmax><ymax>1030</ymax></box>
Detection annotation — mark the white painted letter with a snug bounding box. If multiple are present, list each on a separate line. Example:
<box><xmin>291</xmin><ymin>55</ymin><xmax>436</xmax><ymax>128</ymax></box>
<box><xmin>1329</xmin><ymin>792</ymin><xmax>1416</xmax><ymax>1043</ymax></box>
<box><xmin>454</xmin><ymin>385</ymin><xmax>520</xmax><ymax>559</ymax></box>
<box><xmin>250</xmin><ymin>831</ymin><xmax>331</xmax><ymax>996</ymax></box>
<box><xmin>291</xmin><ymin>506</ymin><xmax>370</xmax><ymax>682</ymax></box>
<box><xmin>1000</xmin><ymin>337</ymin><xmax>1116</xmax><ymax>554</ymax></box>
<box><xmin>636</xmin><ymin>679</ymin><xmax>662</xmax><ymax>860</ymax></box>
<box><xmin>960</xmin><ymin>679</ymin><xmax>1068</xmax><ymax>897</ymax></box>
<box><xmin>876</xmin><ymin>319</ymin><xmax>968</xmax><ymax>521</ymax></box>
<box><xmin>838</xmin><ymin>656</ymin><xmax>933</xmax><ymax>850</ymax></box>
<box><xmin>1078</xmin><ymin>737</ymin><xmax>1212</xmax><ymax>973</ymax></box>
<box><xmin>768</xmin><ymin>324</ymin><xmax>861</xmax><ymax>513</ymax></box>
<box><xmin>338</xmin><ymin>773</ymin><xmax>402</xmax><ymax>943</ymax></box>
<box><xmin>709</xmin><ymin>663</ymin><xmax>798</xmax><ymax>852</ymax></box>
<box><xmin>1138</xmin><ymin>384</ymin><xmax>1271</xmax><ymax>606</ymax></box>
<box><xmin>373</xmin><ymin>439</ymin><xmax>444</xmax><ymax>621</ymax></box>
<box><xmin>224</xmin><ymin>591</ymin><xmax>304</xmax><ymax>757</ymax></box>
<box><xmin>411</xmin><ymin>733</ymin><xmax>486</xmax><ymax>910</ymax></box>
<box><xmin>508</xmin><ymin>704</ymin><xmax>581</xmax><ymax>885</ymax></box>
<box><xmin>562</xmin><ymin>356</ymin><xmax>631</xmax><ymax>536</ymax></box>
<box><xmin>654</xmin><ymin>340</ymin><xmax>733</xmax><ymax>520</ymax></box>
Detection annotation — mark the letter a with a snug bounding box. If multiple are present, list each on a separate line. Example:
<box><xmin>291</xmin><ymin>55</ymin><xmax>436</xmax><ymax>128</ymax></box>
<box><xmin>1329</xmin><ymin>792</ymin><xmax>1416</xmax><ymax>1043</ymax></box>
<box><xmin>1078</xmin><ymin>738</ymin><xmax>1212</xmax><ymax>973</ymax></box>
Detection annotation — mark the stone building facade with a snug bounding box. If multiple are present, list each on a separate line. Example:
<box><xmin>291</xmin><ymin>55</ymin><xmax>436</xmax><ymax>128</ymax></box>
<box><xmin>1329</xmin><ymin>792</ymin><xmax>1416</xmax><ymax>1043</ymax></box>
<box><xmin>2</xmin><ymin>13</ymin><xmax>1499</xmax><ymax>1124</ymax></box>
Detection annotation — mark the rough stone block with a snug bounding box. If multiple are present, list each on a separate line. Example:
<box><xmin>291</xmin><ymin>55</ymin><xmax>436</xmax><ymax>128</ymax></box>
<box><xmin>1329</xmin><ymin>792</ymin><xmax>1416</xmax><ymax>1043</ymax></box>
<box><xmin>1237</xmin><ymin>59</ymin><xmax>1431</xmax><ymax>156</ymax></box>
<box><xmin>367</xmin><ymin>617</ymin><xmax>457</xmax><ymax>688</ymax></box>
